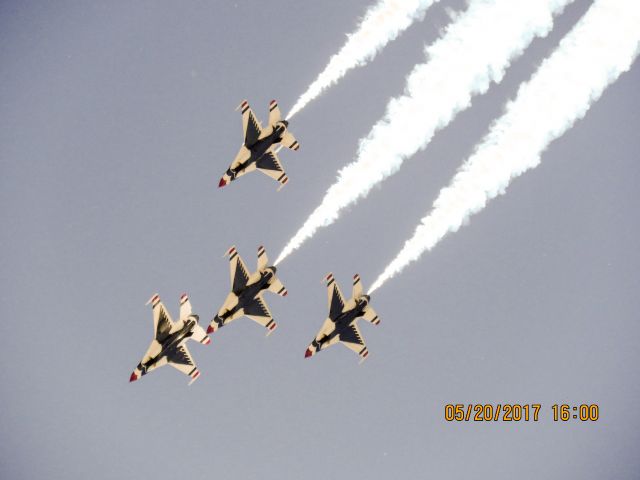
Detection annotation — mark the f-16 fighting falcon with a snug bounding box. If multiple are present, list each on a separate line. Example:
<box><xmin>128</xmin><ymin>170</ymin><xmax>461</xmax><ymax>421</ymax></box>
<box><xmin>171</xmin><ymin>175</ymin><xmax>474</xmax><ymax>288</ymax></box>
<box><xmin>130</xmin><ymin>293</ymin><xmax>211</xmax><ymax>385</ymax></box>
<box><xmin>218</xmin><ymin>99</ymin><xmax>300</xmax><ymax>190</ymax></box>
<box><xmin>305</xmin><ymin>273</ymin><xmax>380</xmax><ymax>362</ymax></box>
<box><xmin>208</xmin><ymin>245</ymin><xmax>288</xmax><ymax>336</ymax></box>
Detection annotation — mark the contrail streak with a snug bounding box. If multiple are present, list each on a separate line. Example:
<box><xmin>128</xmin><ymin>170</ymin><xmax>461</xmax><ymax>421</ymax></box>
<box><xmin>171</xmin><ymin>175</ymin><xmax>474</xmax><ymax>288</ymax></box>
<box><xmin>286</xmin><ymin>0</ymin><xmax>438</xmax><ymax>120</ymax></box>
<box><xmin>276</xmin><ymin>0</ymin><xmax>573</xmax><ymax>265</ymax></box>
<box><xmin>370</xmin><ymin>0</ymin><xmax>640</xmax><ymax>293</ymax></box>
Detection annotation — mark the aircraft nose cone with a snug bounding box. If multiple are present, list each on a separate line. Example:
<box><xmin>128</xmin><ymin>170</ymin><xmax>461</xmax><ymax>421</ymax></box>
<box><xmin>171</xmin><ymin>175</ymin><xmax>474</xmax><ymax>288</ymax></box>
<box><xmin>129</xmin><ymin>372</ymin><xmax>138</xmax><ymax>382</ymax></box>
<box><xmin>305</xmin><ymin>348</ymin><xmax>313</xmax><ymax>358</ymax></box>
<box><xmin>218</xmin><ymin>178</ymin><xmax>227</xmax><ymax>188</ymax></box>
<box><xmin>206</xmin><ymin>325</ymin><xmax>214</xmax><ymax>334</ymax></box>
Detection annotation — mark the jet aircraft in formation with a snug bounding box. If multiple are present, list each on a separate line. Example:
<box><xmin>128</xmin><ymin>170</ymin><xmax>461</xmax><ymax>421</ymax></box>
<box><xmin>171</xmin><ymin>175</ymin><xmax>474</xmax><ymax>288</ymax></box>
<box><xmin>130</xmin><ymin>294</ymin><xmax>211</xmax><ymax>385</ymax></box>
<box><xmin>130</xmin><ymin>270</ymin><xmax>380</xmax><ymax>383</ymax></box>
<box><xmin>219</xmin><ymin>100</ymin><xmax>300</xmax><ymax>190</ymax></box>
<box><xmin>131</xmin><ymin>99</ymin><xmax>382</xmax><ymax>385</ymax></box>
<box><xmin>305</xmin><ymin>273</ymin><xmax>380</xmax><ymax>363</ymax></box>
<box><xmin>208</xmin><ymin>245</ymin><xmax>287</xmax><ymax>336</ymax></box>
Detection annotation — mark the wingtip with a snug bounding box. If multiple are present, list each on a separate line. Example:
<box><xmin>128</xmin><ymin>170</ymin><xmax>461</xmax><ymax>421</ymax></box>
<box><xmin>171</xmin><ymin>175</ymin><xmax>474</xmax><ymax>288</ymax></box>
<box><xmin>145</xmin><ymin>294</ymin><xmax>159</xmax><ymax>306</ymax></box>
<box><xmin>359</xmin><ymin>351</ymin><xmax>370</xmax><ymax>364</ymax></box>
<box><xmin>188</xmin><ymin>371</ymin><xmax>200</xmax><ymax>386</ymax></box>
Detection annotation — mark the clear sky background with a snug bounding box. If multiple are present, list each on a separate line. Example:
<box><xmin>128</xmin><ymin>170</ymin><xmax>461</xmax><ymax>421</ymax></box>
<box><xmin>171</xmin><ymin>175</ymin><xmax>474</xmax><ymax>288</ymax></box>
<box><xmin>1</xmin><ymin>1</ymin><xmax>639</xmax><ymax>478</ymax></box>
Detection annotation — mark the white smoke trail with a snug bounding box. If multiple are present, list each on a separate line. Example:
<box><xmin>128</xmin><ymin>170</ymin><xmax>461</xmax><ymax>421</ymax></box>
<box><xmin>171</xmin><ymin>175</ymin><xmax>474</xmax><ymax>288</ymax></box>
<box><xmin>276</xmin><ymin>0</ymin><xmax>573</xmax><ymax>265</ymax></box>
<box><xmin>370</xmin><ymin>0</ymin><xmax>640</xmax><ymax>293</ymax></box>
<box><xmin>286</xmin><ymin>0</ymin><xmax>438</xmax><ymax>120</ymax></box>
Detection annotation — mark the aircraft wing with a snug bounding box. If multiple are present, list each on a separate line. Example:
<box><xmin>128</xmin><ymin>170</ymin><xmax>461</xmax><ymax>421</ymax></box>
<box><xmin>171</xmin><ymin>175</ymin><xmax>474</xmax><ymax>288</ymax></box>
<box><xmin>280</xmin><ymin>130</ymin><xmax>300</xmax><ymax>151</ymax></box>
<box><xmin>336</xmin><ymin>322</ymin><xmax>369</xmax><ymax>362</ymax></box>
<box><xmin>256</xmin><ymin>149</ymin><xmax>289</xmax><ymax>189</ymax></box>
<box><xmin>227</xmin><ymin>246</ymin><xmax>251</xmax><ymax>294</ymax></box>
<box><xmin>166</xmin><ymin>344</ymin><xmax>201</xmax><ymax>385</ymax></box>
<box><xmin>148</xmin><ymin>294</ymin><xmax>176</xmax><ymax>342</ymax></box>
<box><xmin>268</xmin><ymin>100</ymin><xmax>282</xmax><ymax>126</ymax></box>
<box><xmin>325</xmin><ymin>273</ymin><xmax>346</xmax><ymax>320</ymax></box>
<box><xmin>244</xmin><ymin>293</ymin><xmax>277</xmax><ymax>335</ymax></box>
<box><xmin>361</xmin><ymin>306</ymin><xmax>381</xmax><ymax>325</ymax></box>
<box><xmin>238</xmin><ymin>100</ymin><xmax>262</xmax><ymax>146</ymax></box>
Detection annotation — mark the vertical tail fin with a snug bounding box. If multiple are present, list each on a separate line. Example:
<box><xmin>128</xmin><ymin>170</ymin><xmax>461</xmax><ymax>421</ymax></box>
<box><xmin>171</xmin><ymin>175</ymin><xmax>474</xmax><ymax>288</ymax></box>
<box><xmin>257</xmin><ymin>245</ymin><xmax>269</xmax><ymax>271</ymax></box>
<box><xmin>268</xmin><ymin>100</ymin><xmax>282</xmax><ymax>126</ymax></box>
<box><xmin>352</xmin><ymin>274</ymin><xmax>363</xmax><ymax>299</ymax></box>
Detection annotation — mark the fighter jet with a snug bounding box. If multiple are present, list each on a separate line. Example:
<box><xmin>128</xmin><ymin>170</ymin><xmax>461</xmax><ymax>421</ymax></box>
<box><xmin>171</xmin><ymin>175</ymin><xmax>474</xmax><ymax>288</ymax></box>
<box><xmin>305</xmin><ymin>273</ymin><xmax>380</xmax><ymax>362</ymax></box>
<box><xmin>218</xmin><ymin>100</ymin><xmax>300</xmax><ymax>190</ymax></box>
<box><xmin>130</xmin><ymin>293</ymin><xmax>211</xmax><ymax>385</ymax></box>
<box><xmin>208</xmin><ymin>245</ymin><xmax>287</xmax><ymax>336</ymax></box>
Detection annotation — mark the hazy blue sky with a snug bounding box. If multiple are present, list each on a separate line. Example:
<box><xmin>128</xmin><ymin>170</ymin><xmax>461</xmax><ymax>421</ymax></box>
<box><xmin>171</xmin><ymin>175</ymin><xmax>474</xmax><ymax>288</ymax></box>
<box><xmin>1</xmin><ymin>1</ymin><xmax>639</xmax><ymax>479</ymax></box>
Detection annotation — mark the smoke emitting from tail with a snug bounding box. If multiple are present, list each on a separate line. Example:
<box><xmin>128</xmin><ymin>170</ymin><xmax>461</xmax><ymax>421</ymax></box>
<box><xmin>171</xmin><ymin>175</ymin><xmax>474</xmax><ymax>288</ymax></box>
<box><xmin>369</xmin><ymin>0</ymin><xmax>640</xmax><ymax>293</ymax></box>
<box><xmin>286</xmin><ymin>0</ymin><xmax>438</xmax><ymax>120</ymax></box>
<box><xmin>276</xmin><ymin>0</ymin><xmax>573</xmax><ymax>265</ymax></box>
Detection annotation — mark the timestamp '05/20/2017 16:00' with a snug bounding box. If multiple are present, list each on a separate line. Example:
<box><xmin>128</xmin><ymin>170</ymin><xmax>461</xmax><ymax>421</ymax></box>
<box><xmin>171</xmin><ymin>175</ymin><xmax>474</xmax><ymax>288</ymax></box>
<box><xmin>444</xmin><ymin>404</ymin><xmax>600</xmax><ymax>422</ymax></box>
